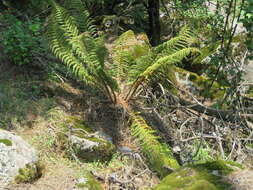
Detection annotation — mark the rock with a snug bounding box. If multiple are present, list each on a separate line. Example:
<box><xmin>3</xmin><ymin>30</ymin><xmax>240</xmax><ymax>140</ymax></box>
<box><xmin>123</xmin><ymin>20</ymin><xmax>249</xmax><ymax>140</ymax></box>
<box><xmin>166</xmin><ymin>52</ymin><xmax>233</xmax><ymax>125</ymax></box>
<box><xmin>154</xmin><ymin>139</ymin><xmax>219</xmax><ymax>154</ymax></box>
<box><xmin>174</xmin><ymin>66</ymin><xmax>225</xmax><ymax>100</ymax></box>
<box><xmin>243</xmin><ymin>61</ymin><xmax>253</xmax><ymax>83</ymax></box>
<box><xmin>68</xmin><ymin>135</ymin><xmax>115</xmax><ymax>162</ymax></box>
<box><xmin>75</xmin><ymin>173</ymin><xmax>104</xmax><ymax>190</ymax></box>
<box><xmin>57</xmin><ymin>116</ymin><xmax>116</xmax><ymax>162</ymax></box>
<box><xmin>0</xmin><ymin>129</ymin><xmax>39</xmax><ymax>186</ymax></box>
<box><xmin>153</xmin><ymin>160</ymin><xmax>242</xmax><ymax>190</ymax></box>
<box><xmin>118</xmin><ymin>146</ymin><xmax>133</xmax><ymax>154</ymax></box>
<box><xmin>226</xmin><ymin>169</ymin><xmax>253</xmax><ymax>190</ymax></box>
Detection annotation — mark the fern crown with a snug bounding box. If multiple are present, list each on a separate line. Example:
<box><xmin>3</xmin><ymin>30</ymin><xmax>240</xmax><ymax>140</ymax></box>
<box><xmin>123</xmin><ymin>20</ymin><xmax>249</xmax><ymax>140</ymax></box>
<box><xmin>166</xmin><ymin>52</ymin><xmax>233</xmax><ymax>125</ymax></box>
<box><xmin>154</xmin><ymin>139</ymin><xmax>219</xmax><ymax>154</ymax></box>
<box><xmin>46</xmin><ymin>0</ymin><xmax>199</xmax><ymax>102</ymax></box>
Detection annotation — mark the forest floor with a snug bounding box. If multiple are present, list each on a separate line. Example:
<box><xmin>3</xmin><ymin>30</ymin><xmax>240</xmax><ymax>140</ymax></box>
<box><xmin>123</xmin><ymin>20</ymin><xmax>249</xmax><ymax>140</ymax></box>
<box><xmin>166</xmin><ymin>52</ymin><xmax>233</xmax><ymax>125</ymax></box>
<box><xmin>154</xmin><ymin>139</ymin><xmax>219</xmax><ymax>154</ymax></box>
<box><xmin>0</xmin><ymin>62</ymin><xmax>159</xmax><ymax>190</ymax></box>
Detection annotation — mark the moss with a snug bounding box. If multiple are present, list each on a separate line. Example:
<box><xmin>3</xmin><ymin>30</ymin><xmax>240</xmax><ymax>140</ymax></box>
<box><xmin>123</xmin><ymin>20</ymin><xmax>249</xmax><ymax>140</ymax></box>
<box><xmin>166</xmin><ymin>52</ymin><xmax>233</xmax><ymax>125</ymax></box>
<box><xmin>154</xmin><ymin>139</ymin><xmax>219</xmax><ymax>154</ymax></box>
<box><xmin>194</xmin><ymin>160</ymin><xmax>242</xmax><ymax>175</ymax></box>
<box><xmin>76</xmin><ymin>173</ymin><xmax>104</xmax><ymax>190</ymax></box>
<box><xmin>153</xmin><ymin>160</ymin><xmax>241</xmax><ymax>190</ymax></box>
<box><xmin>0</xmin><ymin>138</ymin><xmax>12</xmax><ymax>146</ymax></box>
<box><xmin>66</xmin><ymin>116</ymin><xmax>94</xmax><ymax>133</ymax></box>
<box><xmin>174</xmin><ymin>67</ymin><xmax>226</xmax><ymax>100</ymax></box>
<box><xmin>14</xmin><ymin>162</ymin><xmax>44</xmax><ymax>183</ymax></box>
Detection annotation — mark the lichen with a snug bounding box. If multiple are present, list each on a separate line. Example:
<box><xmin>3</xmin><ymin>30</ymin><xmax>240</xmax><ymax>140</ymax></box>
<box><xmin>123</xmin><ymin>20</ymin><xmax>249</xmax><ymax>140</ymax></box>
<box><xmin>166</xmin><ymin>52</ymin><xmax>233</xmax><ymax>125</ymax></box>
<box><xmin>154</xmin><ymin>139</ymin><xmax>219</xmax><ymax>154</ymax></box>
<box><xmin>14</xmin><ymin>162</ymin><xmax>43</xmax><ymax>183</ymax></box>
<box><xmin>153</xmin><ymin>160</ymin><xmax>241</xmax><ymax>190</ymax></box>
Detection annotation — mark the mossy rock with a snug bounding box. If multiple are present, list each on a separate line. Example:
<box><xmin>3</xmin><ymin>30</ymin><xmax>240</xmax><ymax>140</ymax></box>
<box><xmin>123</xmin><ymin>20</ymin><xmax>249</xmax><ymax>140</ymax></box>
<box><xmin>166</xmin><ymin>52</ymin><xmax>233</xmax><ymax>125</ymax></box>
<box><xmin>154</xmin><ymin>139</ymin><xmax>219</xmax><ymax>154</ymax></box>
<box><xmin>71</xmin><ymin>135</ymin><xmax>116</xmax><ymax>162</ymax></box>
<box><xmin>57</xmin><ymin>116</ymin><xmax>116</xmax><ymax>162</ymax></box>
<box><xmin>153</xmin><ymin>160</ymin><xmax>242</xmax><ymax>190</ymax></box>
<box><xmin>174</xmin><ymin>67</ymin><xmax>226</xmax><ymax>100</ymax></box>
<box><xmin>0</xmin><ymin>138</ymin><xmax>12</xmax><ymax>146</ymax></box>
<box><xmin>14</xmin><ymin>162</ymin><xmax>44</xmax><ymax>184</ymax></box>
<box><xmin>76</xmin><ymin>173</ymin><xmax>104</xmax><ymax>190</ymax></box>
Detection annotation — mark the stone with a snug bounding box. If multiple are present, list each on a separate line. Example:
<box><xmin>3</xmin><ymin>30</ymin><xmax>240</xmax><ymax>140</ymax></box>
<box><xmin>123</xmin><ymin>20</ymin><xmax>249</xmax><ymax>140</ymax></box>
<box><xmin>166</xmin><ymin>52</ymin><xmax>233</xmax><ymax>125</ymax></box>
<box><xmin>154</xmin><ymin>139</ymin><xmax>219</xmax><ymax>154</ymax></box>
<box><xmin>0</xmin><ymin>129</ymin><xmax>39</xmax><ymax>186</ymax></box>
<box><xmin>243</xmin><ymin>61</ymin><xmax>253</xmax><ymax>83</ymax></box>
<box><xmin>75</xmin><ymin>173</ymin><xmax>104</xmax><ymax>190</ymax></box>
<box><xmin>68</xmin><ymin>134</ymin><xmax>116</xmax><ymax>162</ymax></box>
<box><xmin>153</xmin><ymin>160</ymin><xmax>242</xmax><ymax>190</ymax></box>
<box><xmin>57</xmin><ymin>116</ymin><xmax>116</xmax><ymax>162</ymax></box>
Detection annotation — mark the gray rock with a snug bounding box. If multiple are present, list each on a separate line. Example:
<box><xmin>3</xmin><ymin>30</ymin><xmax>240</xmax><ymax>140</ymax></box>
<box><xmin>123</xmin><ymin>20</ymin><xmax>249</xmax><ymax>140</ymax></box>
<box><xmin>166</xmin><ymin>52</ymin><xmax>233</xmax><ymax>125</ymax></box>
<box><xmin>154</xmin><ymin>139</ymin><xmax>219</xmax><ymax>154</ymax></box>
<box><xmin>243</xmin><ymin>61</ymin><xmax>253</xmax><ymax>82</ymax></box>
<box><xmin>118</xmin><ymin>146</ymin><xmax>133</xmax><ymax>153</ymax></box>
<box><xmin>70</xmin><ymin>135</ymin><xmax>100</xmax><ymax>150</ymax></box>
<box><xmin>68</xmin><ymin>133</ymin><xmax>116</xmax><ymax>162</ymax></box>
<box><xmin>0</xmin><ymin>130</ymin><xmax>38</xmax><ymax>186</ymax></box>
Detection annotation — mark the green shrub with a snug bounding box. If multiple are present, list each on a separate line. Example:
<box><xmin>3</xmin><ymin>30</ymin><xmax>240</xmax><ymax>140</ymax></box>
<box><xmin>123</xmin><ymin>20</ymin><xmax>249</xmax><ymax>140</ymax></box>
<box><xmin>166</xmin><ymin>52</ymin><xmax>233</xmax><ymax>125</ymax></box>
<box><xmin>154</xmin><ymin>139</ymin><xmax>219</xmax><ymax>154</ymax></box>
<box><xmin>0</xmin><ymin>13</ymin><xmax>42</xmax><ymax>65</ymax></box>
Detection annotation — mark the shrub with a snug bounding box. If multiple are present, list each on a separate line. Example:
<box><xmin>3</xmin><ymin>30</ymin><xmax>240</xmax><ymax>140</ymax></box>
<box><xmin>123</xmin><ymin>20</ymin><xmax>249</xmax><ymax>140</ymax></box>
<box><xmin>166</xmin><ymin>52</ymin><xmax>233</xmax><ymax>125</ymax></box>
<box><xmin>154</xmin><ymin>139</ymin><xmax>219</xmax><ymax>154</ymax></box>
<box><xmin>0</xmin><ymin>13</ymin><xmax>42</xmax><ymax>65</ymax></box>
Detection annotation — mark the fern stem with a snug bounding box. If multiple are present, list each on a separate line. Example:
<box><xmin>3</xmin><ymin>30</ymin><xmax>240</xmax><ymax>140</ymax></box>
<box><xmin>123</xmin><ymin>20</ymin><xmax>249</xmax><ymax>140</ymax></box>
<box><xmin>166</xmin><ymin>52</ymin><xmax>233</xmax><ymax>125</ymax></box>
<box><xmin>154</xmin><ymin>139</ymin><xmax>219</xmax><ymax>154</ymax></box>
<box><xmin>125</xmin><ymin>78</ymin><xmax>143</xmax><ymax>102</ymax></box>
<box><xmin>101</xmin><ymin>80</ymin><xmax>115</xmax><ymax>103</ymax></box>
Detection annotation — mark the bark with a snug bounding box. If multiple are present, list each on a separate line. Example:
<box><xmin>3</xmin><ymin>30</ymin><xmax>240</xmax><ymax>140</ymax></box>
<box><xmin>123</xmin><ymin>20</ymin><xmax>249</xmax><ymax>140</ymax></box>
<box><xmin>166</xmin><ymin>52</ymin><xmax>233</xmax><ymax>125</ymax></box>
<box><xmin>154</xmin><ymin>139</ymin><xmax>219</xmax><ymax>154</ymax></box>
<box><xmin>147</xmin><ymin>0</ymin><xmax>161</xmax><ymax>46</ymax></box>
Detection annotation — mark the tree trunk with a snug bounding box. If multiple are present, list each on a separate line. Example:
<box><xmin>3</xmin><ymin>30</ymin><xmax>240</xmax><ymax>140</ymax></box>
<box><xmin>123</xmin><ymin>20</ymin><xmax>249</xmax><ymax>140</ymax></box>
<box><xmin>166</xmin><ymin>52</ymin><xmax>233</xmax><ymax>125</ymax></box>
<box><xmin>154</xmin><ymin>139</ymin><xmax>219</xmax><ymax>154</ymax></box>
<box><xmin>147</xmin><ymin>0</ymin><xmax>161</xmax><ymax>46</ymax></box>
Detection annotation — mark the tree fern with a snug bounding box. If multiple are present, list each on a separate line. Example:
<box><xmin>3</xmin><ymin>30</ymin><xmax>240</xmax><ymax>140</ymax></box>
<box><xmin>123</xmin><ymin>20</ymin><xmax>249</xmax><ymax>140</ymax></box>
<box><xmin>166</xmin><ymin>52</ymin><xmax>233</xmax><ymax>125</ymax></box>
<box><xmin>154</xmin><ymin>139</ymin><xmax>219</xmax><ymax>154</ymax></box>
<box><xmin>46</xmin><ymin>1</ymin><xmax>201</xmax><ymax>178</ymax></box>
<box><xmin>130</xmin><ymin>113</ymin><xmax>180</xmax><ymax>178</ymax></box>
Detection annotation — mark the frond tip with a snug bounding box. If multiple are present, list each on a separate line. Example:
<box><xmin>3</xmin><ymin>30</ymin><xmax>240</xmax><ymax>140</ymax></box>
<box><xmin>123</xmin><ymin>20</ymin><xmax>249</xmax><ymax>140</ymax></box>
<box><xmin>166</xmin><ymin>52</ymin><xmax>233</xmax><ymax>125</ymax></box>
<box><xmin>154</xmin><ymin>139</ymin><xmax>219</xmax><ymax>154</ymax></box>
<box><xmin>130</xmin><ymin>113</ymin><xmax>180</xmax><ymax>178</ymax></box>
<box><xmin>140</xmin><ymin>47</ymin><xmax>199</xmax><ymax>80</ymax></box>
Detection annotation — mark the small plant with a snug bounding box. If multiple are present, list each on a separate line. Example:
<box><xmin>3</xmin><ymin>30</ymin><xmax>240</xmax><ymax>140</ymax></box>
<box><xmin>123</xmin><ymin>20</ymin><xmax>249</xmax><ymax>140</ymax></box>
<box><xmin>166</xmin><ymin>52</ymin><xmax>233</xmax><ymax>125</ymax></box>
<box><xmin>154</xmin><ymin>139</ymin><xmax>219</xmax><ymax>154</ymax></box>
<box><xmin>0</xmin><ymin>13</ymin><xmax>42</xmax><ymax>65</ymax></box>
<box><xmin>15</xmin><ymin>162</ymin><xmax>44</xmax><ymax>183</ymax></box>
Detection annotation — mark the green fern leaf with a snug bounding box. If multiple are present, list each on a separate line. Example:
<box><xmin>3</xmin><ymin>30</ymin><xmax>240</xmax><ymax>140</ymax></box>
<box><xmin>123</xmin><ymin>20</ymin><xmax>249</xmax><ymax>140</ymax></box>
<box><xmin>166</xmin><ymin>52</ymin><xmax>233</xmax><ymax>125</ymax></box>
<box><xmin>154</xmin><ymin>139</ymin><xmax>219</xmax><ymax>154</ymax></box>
<box><xmin>130</xmin><ymin>113</ymin><xmax>179</xmax><ymax>178</ymax></box>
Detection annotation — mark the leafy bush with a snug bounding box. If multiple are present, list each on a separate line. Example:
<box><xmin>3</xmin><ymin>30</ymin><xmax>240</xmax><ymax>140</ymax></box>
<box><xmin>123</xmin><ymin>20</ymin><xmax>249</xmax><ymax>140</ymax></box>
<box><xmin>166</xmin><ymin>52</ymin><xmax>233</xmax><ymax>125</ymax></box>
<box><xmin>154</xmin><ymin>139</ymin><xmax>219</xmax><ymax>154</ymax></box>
<box><xmin>0</xmin><ymin>13</ymin><xmax>42</xmax><ymax>65</ymax></box>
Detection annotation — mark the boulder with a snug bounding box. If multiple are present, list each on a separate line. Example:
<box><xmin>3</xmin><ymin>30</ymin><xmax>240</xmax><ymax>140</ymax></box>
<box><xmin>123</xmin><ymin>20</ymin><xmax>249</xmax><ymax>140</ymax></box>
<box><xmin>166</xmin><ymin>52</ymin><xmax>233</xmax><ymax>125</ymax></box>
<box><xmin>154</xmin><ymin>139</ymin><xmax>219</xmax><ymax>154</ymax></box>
<box><xmin>0</xmin><ymin>129</ymin><xmax>39</xmax><ymax>186</ymax></box>
<box><xmin>153</xmin><ymin>160</ymin><xmax>242</xmax><ymax>190</ymax></box>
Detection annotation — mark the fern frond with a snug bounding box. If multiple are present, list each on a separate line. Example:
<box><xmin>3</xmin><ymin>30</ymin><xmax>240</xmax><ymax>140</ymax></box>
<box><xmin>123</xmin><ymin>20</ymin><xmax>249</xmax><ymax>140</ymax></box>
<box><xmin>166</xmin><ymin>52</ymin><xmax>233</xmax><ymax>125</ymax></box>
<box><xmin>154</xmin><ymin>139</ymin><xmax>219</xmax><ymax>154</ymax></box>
<box><xmin>128</xmin><ymin>53</ymin><xmax>155</xmax><ymax>82</ymax></box>
<box><xmin>52</xmin><ymin>2</ymin><xmax>79</xmax><ymax>39</ymax></box>
<box><xmin>63</xmin><ymin>0</ymin><xmax>89</xmax><ymax>32</ymax></box>
<box><xmin>47</xmin><ymin>1</ymin><xmax>118</xmax><ymax>100</ymax></box>
<box><xmin>154</xmin><ymin>26</ymin><xmax>194</xmax><ymax>57</ymax></box>
<box><xmin>110</xmin><ymin>51</ymin><xmax>135</xmax><ymax>82</ymax></box>
<box><xmin>130</xmin><ymin>113</ymin><xmax>179</xmax><ymax>177</ymax></box>
<box><xmin>46</xmin><ymin>18</ymin><xmax>95</xmax><ymax>85</ymax></box>
<box><xmin>139</xmin><ymin>48</ymin><xmax>199</xmax><ymax>81</ymax></box>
